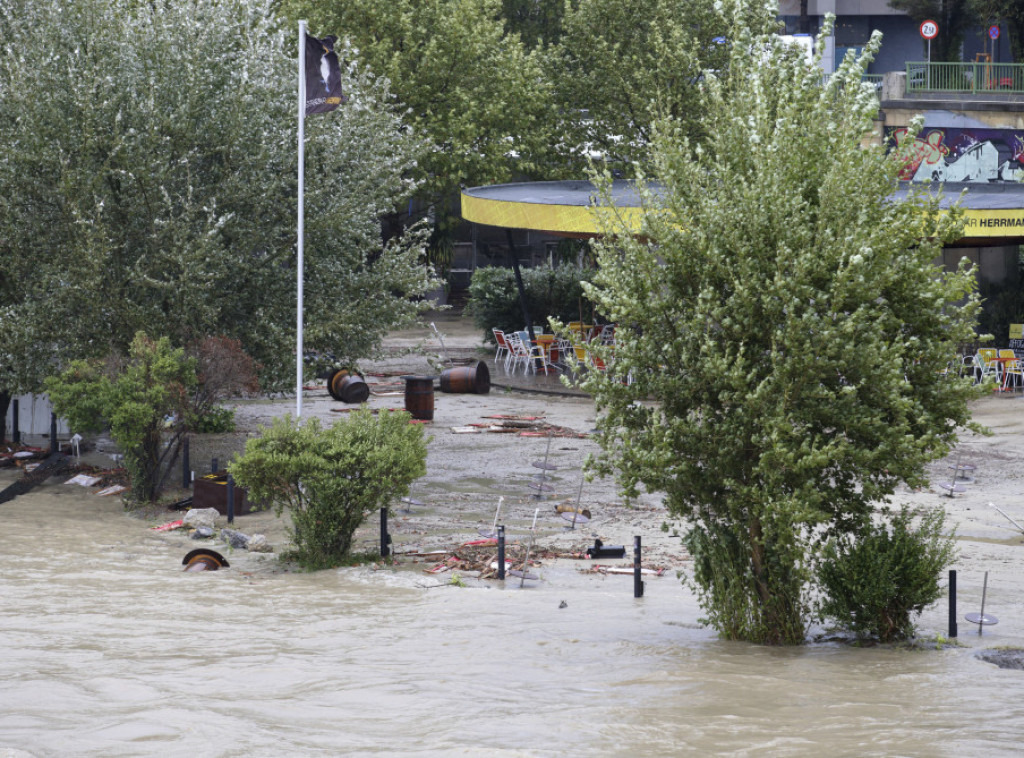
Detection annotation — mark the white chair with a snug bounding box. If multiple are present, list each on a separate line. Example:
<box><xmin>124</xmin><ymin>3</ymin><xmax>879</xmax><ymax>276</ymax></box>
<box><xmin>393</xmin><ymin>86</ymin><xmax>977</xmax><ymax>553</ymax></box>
<box><xmin>973</xmin><ymin>351</ymin><xmax>999</xmax><ymax>384</ymax></box>
<box><xmin>506</xmin><ymin>334</ymin><xmax>531</xmax><ymax>374</ymax></box>
<box><xmin>1002</xmin><ymin>358</ymin><xmax>1023</xmax><ymax>394</ymax></box>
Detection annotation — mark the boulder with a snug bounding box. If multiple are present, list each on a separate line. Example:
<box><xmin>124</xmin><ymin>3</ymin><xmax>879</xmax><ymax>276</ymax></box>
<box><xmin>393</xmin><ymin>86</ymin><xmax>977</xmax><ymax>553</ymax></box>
<box><xmin>182</xmin><ymin>508</ymin><xmax>220</xmax><ymax>530</ymax></box>
<box><xmin>220</xmin><ymin>528</ymin><xmax>250</xmax><ymax>550</ymax></box>
<box><xmin>191</xmin><ymin>525</ymin><xmax>215</xmax><ymax>540</ymax></box>
<box><xmin>247</xmin><ymin>533</ymin><xmax>273</xmax><ymax>553</ymax></box>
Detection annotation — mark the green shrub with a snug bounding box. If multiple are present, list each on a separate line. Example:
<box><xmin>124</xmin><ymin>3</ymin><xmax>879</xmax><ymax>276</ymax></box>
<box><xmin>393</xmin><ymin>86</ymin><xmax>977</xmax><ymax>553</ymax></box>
<box><xmin>193</xmin><ymin>406</ymin><xmax>236</xmax><ymax>433</ymax></box>
<box><xmin>817</xmin><ymin>507</ymin><xmax>957</xmax><ymax>642</ymax></box>
<box><xmin>228</xmin><ymin>409</ymin><xmax>427</xmax><ymax>570</ymax></box>
<box><xmin>45</xmin><ymin>332</ymin><xmax>196</xmax><ymax>503</ymax></box>
<box><xmin>467</xmin><ymin>264</ymin><xmax>598</xmax><ymax>342</ymax></box>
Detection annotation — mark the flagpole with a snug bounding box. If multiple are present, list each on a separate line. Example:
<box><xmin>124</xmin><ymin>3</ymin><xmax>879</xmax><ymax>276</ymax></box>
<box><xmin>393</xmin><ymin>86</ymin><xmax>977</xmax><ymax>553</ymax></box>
<box><xmin>296</xmin><ymin>20</ymin><xmax>306</xmax><ymax>418</ymax></box>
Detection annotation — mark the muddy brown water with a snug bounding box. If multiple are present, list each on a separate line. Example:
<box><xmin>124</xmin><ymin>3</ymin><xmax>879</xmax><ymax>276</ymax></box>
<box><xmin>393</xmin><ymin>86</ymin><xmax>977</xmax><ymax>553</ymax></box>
<box><xmin>3</xmin><ymin>477</ymin><xmax>1024</xmax><ymax>756</ymax></box>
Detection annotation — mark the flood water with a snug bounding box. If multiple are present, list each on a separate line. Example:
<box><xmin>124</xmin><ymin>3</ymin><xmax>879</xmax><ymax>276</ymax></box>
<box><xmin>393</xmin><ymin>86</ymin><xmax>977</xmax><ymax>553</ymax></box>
<box><xmin>3</xmin><ymin>482</ymin><xmax>1024</xmax><ymax>757</ymax></box>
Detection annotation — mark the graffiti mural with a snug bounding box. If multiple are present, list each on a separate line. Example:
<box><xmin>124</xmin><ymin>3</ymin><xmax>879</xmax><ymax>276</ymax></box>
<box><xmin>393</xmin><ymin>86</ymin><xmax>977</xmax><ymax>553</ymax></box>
<box><xmin>887</xmin><ymin>127</ymin><xmax>1024</xmax><ymax>183</ymax></box>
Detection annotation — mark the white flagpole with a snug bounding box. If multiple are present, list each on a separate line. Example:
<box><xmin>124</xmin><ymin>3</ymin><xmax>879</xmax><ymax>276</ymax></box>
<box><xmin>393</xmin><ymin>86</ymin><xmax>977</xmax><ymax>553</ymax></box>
<box><xmin>296</xmin><ymin>20</ymin><xmax>306</xmax><ymax>417</ymax></box>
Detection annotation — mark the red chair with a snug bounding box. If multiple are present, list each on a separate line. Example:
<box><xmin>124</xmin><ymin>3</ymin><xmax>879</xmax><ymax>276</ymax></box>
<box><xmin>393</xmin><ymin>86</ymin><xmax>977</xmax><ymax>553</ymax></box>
<box><xmin>492</xmin><ymin>329</ymin><xmax>511</xmax><ymax>370</ymax></box>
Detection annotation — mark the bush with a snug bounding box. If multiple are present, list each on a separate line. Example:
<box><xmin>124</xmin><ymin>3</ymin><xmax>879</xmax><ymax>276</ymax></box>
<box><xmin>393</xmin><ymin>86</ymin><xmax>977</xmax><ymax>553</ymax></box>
<box><xmin>817</xmin><ymin>507</ymin><xmax>957</xmax><ymax>642</ymax></box>
<box><xmin>466</xmin><ymin>264</ymin><xmax>598</xmax><ymax>342</ymax></box>
<box><xmin>45</xmin><ymin>333</ymin><xmax>196</xmax><ymax>504</ymax></box>
<box><xmin>193</xmin><ymin>406</ymin><xmax>236</xmax><ymax>434</ymax></box>
<box><xmin>228</xmin><ymin>410</ymin><xmax>427</xmax><ymax>569</ymax></box>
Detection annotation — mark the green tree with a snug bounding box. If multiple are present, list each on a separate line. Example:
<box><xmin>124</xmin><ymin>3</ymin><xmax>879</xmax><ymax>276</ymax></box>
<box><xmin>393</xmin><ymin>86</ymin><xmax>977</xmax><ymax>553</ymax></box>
<box><xmin>888</xmin><ymin>0</ymin><xmax>976</xmax><ymax>61</ymax></box>
<box><xmin>229</xmin><ymin>411</ymin><xmax>427</xmax><ymax>569</ymax></box>
<box><xmin>44</xmin><ymin>333</ymin><xmax>196</xmax><ymax>504</ymax></box>
<box><xmin>501</xmin><ymin>0</ymin><xmax>566</xmax><ymax>47</ymax></box>
<box><xmin>553</xmin><ymin>0</ymin><xmax>772</xmax><ymax>175</ymax></box>
<box><xmin>0</xmin><ymin>0</ymin><xmax>434</xmax><ymax>397</ymax></box>
<box><xmin>579</xmin><ymin>10</ymin><xmax>980</xmax><ymax>644</ymax></box>
<box><xmin>467</xmin><ymin>264</ymin><xmax>597</xmax><ymax>342</ymax></box>
<box><xmin>281</xmin><ymin>0</ymin><xmax>555</xmax><ymax>206</ymax></box>
<box><xmin>971</xmin><ymin>0</ymin><xmax>1024</xmax><ymax>62</ymax></box>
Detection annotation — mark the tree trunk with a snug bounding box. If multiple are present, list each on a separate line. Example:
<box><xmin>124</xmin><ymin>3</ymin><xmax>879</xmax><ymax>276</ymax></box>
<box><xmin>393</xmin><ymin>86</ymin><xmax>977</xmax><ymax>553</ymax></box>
<box><xmin>0</xmin><ymin>391</ymin><xmax>10</xmax><ymax>443</ymax></box>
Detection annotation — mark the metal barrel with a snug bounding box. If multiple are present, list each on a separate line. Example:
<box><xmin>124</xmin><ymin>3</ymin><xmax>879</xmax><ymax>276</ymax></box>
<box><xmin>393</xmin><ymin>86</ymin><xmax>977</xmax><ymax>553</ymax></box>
<box><xmin>402</xmin><ymin>375</ymin><xmax>435</xmax><ymax>421</ymax></box>
<box><xmin>438</xmin><ymin>361</ymin><xmax>490</xmax><ymax>394</ymax></box>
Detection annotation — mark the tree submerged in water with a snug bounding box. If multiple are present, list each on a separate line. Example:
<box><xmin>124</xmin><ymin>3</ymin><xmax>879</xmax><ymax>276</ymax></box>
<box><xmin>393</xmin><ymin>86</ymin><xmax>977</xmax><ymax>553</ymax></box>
<box><xmin>581</xmin><ymin>6</ymin><xmax>980</xmax><ymax>644</ymax></box>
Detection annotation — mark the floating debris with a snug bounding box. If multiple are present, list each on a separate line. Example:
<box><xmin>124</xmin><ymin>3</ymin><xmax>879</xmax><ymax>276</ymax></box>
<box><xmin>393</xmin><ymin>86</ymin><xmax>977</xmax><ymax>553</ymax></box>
<box><xmin>182</xmin><ymin>548</ymin><xmax>229</xmax><ymax>572</ymax></box>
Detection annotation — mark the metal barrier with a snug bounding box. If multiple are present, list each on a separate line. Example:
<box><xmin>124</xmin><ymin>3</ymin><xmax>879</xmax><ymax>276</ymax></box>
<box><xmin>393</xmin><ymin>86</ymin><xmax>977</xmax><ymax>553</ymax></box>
<box><xmin>906</xmin><ymin>61</ymin><xmax>1024</xmax><ymax>94</ymax></box>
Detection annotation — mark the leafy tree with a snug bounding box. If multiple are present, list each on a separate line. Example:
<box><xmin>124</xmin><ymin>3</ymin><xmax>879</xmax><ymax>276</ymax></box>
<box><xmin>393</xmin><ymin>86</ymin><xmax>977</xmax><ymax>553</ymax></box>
<box><xmin>229</xmin><ymin>411</ymin><xmax>427</xmax><ymax>569</ymax></box>
<box><xmin>579</xmin><ymin>10</ymin><xmax>980</xmax><ymax>644</ymax></box>
<box><xmin>467</xmin><ymin>264</ymin><xmax>597</xmax><ymax>342</ymax></box>
<box><xmin>281</xmin><ymin>0</ymin><xmax>555</xmax><ymax>207</ymax></box>
<box><xmin>186</xmin><ymin>336</ymin><xmax>261</xmax><ymax>434</ymax></box>
<box><xmin>501</xmin><ymin>0</ymin><xmax>566</xmax><ymax>47</ymax></box>
<box><xmin>887</xmin><ymin>0</ymin><xmax>975</xmax><ymax>61</ymax></box>
<box><xmin>0</xmin><ymin>0</ymin><xmax>434</xmax><ymax>397</ymax></box>
<box><xmin>44</xmin><ymin>333</ymin><xmax>196</xmax><ymax>504</ymax></box>
<box><xmin>817</xmin><ymin>507</ymin><xmax>957</xmax><ymax>642</ymax></box>
<box><xmin>971</xmin><ymin>0</ymin><xmax>1024</xmax><ymax>62</ymax></box>
<box><xmin>552</xmin><ymin>0</ymin><xmax>773</xmax><ymax>174</ymax></box>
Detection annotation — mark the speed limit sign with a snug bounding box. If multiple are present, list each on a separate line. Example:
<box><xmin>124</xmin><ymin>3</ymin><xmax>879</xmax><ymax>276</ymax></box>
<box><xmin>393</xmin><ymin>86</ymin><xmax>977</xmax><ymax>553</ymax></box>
<box><xmin>920</xmin><ymin>20</ymin><xmax>939</xmax><ymax>39</ymax></box>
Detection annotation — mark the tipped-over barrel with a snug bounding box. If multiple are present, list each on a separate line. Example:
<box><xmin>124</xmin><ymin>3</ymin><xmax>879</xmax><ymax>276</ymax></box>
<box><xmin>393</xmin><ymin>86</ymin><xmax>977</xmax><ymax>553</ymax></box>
<box><xmin>439</xmin><ymin>361</ymin><xmax>490</xmax><ymax>394</ymax></box>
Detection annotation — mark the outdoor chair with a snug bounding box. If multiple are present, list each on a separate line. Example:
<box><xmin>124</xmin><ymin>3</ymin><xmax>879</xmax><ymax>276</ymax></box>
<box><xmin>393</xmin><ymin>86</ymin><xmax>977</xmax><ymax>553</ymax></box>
<box><xmin>492</xmin><ymin>328</ymin><xmax>511</xmax><ymax>370</ymax></box>
<box><xmin>506</xmin><ymin>333</ymin><xmax>530</xmax><ymax>374</ymax></box>
<box><xmin>1002</xmin><ymin>358</ymin><xmax>1024</xmax><ymax>394</ymax></box>
<box><xmin>974</xmin><ymin>349</ymin><xmax>999</xmax><ymax>384</ymax></box>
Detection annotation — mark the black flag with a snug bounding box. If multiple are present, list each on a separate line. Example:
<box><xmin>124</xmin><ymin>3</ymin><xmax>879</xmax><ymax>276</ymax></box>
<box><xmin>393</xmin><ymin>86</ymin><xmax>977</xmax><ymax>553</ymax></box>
<box><xmin>304</xmin><ymin>34</ymin><xmax>345</xmax><ymax>115</ymax></box>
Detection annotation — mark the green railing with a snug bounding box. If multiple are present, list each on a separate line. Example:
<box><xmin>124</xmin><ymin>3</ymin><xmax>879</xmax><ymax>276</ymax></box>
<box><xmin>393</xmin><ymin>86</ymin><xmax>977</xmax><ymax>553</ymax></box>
<box><xmin>906</xmin><ymin>61</ymin><xmax>1024</xmax><ymax>94</ymax></box>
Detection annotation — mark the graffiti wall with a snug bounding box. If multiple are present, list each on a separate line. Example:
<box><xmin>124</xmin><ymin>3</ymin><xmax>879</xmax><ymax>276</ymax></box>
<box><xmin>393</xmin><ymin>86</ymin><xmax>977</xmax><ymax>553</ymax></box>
<box><xmin>886</xmin><ymin>127</ymin><xmax>1024</xmax><ymax>183</ymax></box>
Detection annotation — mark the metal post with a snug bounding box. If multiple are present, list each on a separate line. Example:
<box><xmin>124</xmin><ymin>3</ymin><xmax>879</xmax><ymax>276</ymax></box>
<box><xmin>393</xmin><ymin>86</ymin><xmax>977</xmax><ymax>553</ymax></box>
<box><xmin>296</xmin><ymin>19</ymin><xmax>307</xmax><ymax>418</ymax></box>
<box><xmin>226</xmin><ymin>474</ymin><xmax>235</xmax><ymax>524</ymax></box>
<box><xmin>50</xmin><ymin>413</ymin><xmax>57</xmax><ymax>454</ymax></box>
<box><xmin>182</xmin><ymin>436</ymin><xmax>191</xmax><ymax>489</ymax></box>
<box><xmin>978</xmin><ymin>570</ymin><xmax>989</xmax><ymax>635</ymax></box>
<box><xmin>211</xmin><ymin>457</ymin><xmax>219</xmax><ymax>474</ymax></box>
<box><xmin>948</xmin><ymin>569</ymin><xmax>958</xmax><ymax>638</ymax></box>
<box><xmin>497</xmin><ymin>525</ymin><xmax>506</xmax><ymax>580</ymax></box>
<box><xmin>12</xmin><ymin>399</ymin><xmax>20</xmax><ymax>444</ymax></box>
<box><xmin>633</xmin><ymin>535</ymin><xmax>644</xmax><ymax>598</ymax></box>
<box><xmin>380</xmin><ymin>507</ymin><xmax>390</xmax><ymax>557</ymax></box>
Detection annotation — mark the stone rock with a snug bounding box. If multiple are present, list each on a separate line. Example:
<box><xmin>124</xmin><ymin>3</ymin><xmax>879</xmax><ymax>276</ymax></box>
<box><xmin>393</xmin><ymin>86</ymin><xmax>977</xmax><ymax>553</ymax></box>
<box><xmin>247</xmin><ymin>534</ymin><xmax>273</xmax><ymax>553</ymax></box>
<box><xmin>182</xmin><ymin>508</ymin><xmax>220</xmax><ymax>530</ymax></box>
<box><xmin>978</xmin><ymin>648</ymin><xmax>1024</xmax><ymax>670</ymax></box>
<box><xmin>220</xmin><ymin>528</ymin><xmax>250</xmax><ymax>550</ymax></box>
<box><xmin>191</xmin><ymin>525</ymin><xmax>215</xmax><ymax>540</ymax></box>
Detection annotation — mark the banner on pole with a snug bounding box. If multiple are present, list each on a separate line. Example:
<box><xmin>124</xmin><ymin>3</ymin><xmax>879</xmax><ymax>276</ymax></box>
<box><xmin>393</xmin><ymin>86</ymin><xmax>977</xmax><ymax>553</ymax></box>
<box><xmin>304</xmin><ymin>34</ymin><xmax>345</xmax><ymax>115</ymax></box>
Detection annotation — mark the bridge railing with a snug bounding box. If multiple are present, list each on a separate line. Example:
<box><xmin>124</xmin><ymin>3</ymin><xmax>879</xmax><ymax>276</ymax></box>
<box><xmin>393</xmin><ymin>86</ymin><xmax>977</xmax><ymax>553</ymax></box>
<box><xmin>906</xmin><ymin>61</ymin><xmax>1024</xmax><ymax>94</ymax></box>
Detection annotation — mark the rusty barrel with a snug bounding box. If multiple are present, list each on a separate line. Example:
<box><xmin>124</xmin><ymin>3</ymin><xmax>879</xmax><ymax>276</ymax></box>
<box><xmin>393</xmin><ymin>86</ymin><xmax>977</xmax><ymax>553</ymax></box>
<box><xmin>328</xmin><ymin>369</ymin><xmax>369</xmax><ymax>404</ymax></box>
<box><xmin>438</xmin><ymin>361</ymin><xmax>490</xmax><ymax>395</ymax></box>
<box><xmin>402</xmin><ymin>375</ymin><xmax>435</xmax><ymax>421</ymax></box>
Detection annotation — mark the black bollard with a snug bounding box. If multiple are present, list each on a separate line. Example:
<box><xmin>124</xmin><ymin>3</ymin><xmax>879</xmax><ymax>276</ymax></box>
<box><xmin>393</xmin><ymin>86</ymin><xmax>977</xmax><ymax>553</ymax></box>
<box><xmin>380</xmin><ymin>507</ymin><xmax>390</xmax><ymax>557</ymax></box>
<box><xmin>497</xmin><ymin>525</ymin><xmax>506</xmax><ymax>580</ymax></box>
<box><xmin>226</xmin><ymin>474</ymin><xmax>235</xmax><ymax>524</ymax></box>
<box><xmin>50</xmin><ymin>413</ymin><xmax>58</xmax><ymax>454</ymax></box>
<box><xmin>949</xmin><ymin>569</ymin><xmax>958</xmax><ymax>638</ymax></box>
<box><xmin>182</xmin><ymin>437</ymin><xmax>191</xmax><ymax>490</ymax></box>
<box><xmin>211</xmin><ymin>457</ymin><xmax>219</xmax><ymax>474</ymax></box>
<box><xmin>633</xmin><ymin>535</ymin><xmax>644</xmax><ymax>598</ymax></box>
<box><xmin>12</xmin><ymin>399</ymin><xmax>20</xmax><ymax>444</ymax></box>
